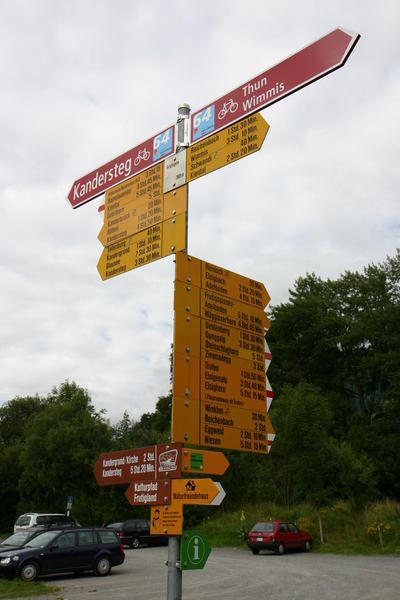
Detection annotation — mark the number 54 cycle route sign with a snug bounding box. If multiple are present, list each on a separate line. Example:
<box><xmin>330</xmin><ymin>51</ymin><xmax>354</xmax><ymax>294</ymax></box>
<box><xmin>67</xmin><ymin>27</ymin><xmax>359</xmax><ymax>209</ymax></box>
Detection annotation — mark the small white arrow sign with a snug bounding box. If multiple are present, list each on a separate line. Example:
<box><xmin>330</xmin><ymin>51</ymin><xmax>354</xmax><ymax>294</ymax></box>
<box><xmin>210</xmin><ymin>482</ymin><xmax>226</xmax><ymax>506</ymax></box>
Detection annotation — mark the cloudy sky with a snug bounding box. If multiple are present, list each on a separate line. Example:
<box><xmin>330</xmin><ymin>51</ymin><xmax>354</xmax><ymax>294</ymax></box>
<box><xmin>1</xmin><ymin>0</ymin><xmax>399</xmax><ymax>424</ymax></box>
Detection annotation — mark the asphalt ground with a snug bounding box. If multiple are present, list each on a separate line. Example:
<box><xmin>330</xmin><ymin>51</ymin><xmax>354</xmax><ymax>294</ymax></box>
<box><xmin>5</xmin><ymin>546</ymin><xmax>400</xmax><ymax>600</ymax></box>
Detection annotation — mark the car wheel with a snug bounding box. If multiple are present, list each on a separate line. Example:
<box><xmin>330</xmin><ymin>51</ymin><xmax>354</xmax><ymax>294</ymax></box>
<box><xmin>251</xmin><ymin>548</ymin><xmax>260</xmax><ymax>555</ymax></box>
<box><xmin>276</xmin><ymin>543</ymin><xmax>285</xmax><ymax>555</ymax></box>
<box><xmin>130</xmin><ymin>537</ymin><xmax>140</xmax><ymax>549</ymax></box>
<box><xmin>95</xmin><ymin>556</ymin><xmax>111</xmax><ymax>576</ymax></box>
<box><xmin>20</xmin><ymin>562</ymin><xmax>39</xmax><ymax>582</ymax></box>
<box><xmin>304</xmin><ymin>540</ymin><xmax>311</xmax><ymax>552</ymax></box>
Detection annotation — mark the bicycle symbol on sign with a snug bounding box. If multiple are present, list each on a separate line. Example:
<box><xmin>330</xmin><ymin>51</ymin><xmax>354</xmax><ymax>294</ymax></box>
<box><xmin>134</xmin><ymin>148</ymin><xmax>151</xmax><ymax>166</ymax></box>
<box><xmin>218</xmin><ymin>98</ymin><xmax>239</xmax><ymax>120</ymax></box>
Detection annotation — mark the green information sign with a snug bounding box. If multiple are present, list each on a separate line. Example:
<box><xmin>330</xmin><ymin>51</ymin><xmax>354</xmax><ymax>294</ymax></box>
<box><xmin>180</xmin><ymin>530</ymin><xmax>211</xmax><ymax>570</ymax></box>
<box><xmin>190</xmin><ymin>452</ymin><xmax>204</xmax><ymax>471</ymax></box>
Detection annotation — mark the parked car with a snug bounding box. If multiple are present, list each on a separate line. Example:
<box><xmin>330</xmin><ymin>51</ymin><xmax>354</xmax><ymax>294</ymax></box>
<box><xmin>106</xmin><ymin>519</ymin><xmax>167</xmax><ymax>549</ymax></box>
<box><xmin>0</xmin><ymin>527</ymin><xmax>124</xmax><ymax>581</ymax></box>
<box><xmin>247</xmin><ymin>521</ymin><xmax>312</xmax><ymax>555</ymax></box>
<box><xmin>14</xmin><ymin>513</ymin><xmax>77</xmax><ymax>532</ymax></box>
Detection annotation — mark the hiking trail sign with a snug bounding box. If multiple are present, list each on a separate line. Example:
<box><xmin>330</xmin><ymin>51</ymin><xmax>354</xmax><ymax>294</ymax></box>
<box><xmin>67</xmin><ymin>27</ymin><xmax>359</xmax><ymax>209</ymax></box>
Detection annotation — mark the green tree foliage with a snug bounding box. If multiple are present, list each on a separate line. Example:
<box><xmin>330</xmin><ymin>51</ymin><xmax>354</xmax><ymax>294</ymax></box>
<box><xmin>267</xmin><ymin>251</ymin><xmax>400</xmax><ymax>502</ymax></box>
<box><xmin>0</xmin><ymin>395</ymin><xmax>46</xmax><ymax>530</ymax></box>
<box><xmin>16</xmin><ymin>381</ymin><xmax>114</xmax><ymax>525</ymax></box>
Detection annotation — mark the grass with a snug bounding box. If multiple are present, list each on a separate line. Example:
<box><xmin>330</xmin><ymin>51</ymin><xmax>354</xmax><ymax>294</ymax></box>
<box><xmin>200</xmin><ymin>499</ymin><xmax>400</xmax><ymax>555</ymax></box>
<box><xmin>0</xmin><ymin>534</ymin><xmax>59</xmax><ymax>599</ymax></box>
<box><xmin>0</xmin><ymin>579</ymin><xmax>58</xmax><ymax>599</ymax></box>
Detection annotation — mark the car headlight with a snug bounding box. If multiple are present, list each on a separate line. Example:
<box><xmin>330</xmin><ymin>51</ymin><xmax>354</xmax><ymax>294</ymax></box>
<box><xmin>0</xmin><ymin>556</ymin><xmax>19</xmax><ymax>565</ymax></box>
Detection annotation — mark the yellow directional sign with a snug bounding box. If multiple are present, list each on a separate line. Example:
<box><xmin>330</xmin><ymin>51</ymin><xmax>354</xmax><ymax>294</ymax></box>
<box><xmin>187</xmin><ymin>113</ymin><xmax>269</xmax><ymax>183</ymax></box>
<box><xmin>105</xmin><ymin>163</ymin><xmax>163</xmax><ymax>217</ymax></box>
<box><xmin>98</xmin><ymin>185</ymin><xmax>188</xmax><ymax>247</ymax></box>
<box><xmin>97</xmin><ymin>212</ymin><xmax>187</xmax><ymax>280</ymax></box>
<box><xmin>175</xmin><ymin>251</ymin><xmax>270</xmax><ymax>309</ymax></box>
<box><xmin>172</xmin><ymin>253</ymin><xmax>275</xmax><ymax>454</ymax></box>
<box><xmin>181</xmin><ymin>448</ymin><xmax>230</xmax><ymax>476</ymax></box>
<box><xmin>174</xmin><ymin>280</ymin><xmax>270</xmax><ymax>336</ymax></box>
<box><xmin>200</xmin><ymin>409</ymin><xmax>274</xmax><ymax>454</ymax></box>
<box><xmin>172</xmin><ymin>351</ymin><xmax>273</xmax><ymax>453</ymax></box>
<box><xmin>171</xmin><ymin>478</ymin><xmax>220</xmax><ymax>505</ymax></box>
<box><xmin>150</xmin><ymin>502</ymin><xmax>183</xmax><ymax>536</ymax></box>
<box><xmin>174</xmin><ymin>311</ymin><xmax>265</xmax><ymax>364</ymax></box>
<box><xmin>173</xmin><ymin>353</ymin><xmax>267</xmax><ymax>410</ymax></box>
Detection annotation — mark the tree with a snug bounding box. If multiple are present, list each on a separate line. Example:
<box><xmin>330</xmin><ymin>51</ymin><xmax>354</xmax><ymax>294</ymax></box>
<box><xmin>0</xmin><ymin>395</ymin><xmax>47</xmax><ymax>529</ymax></box>
<box><xmin>17</xmin><ymin>381</ymin><xmax>114</xmax><ymax>524</ymax></box>
<box><xmin>269</xmin><ymin>382</ymin><xmax>334</xmax><ymax>508</ymax></box>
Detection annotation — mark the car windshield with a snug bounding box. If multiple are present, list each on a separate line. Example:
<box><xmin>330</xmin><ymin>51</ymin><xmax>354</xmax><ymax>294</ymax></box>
<box><xmin>1</xmin><ymin>531</ymin><xmax>33</xmax><ymax>546</ymax></box>
<box><xmin>251</xmin><ymin>522</ymin><xmax>275</xmax><ymax>533</ymax></box>
<box><xmin>15</xmin><ymin>515</ymin><xmax>32</xmax><ymax>526</ymax></box>
<box><xmin>23</xmin><ymin>530</ymin><xmax>61</xmax><ymax>548</ymax></box>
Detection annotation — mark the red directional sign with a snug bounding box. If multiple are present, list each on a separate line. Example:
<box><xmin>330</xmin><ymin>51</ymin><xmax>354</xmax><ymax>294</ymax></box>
<box><xmin>68</xmin><ymin>126</ymin><xmax>175</xmax><ymax>209</ymax></box>
<box><xmin>190</xmin><ymin>27</ymin><xmax>360</xmax><ymax>144</ymax></box>
<box><xmin>124</xmin><ymin>479</ymin><xmax>172</xmax><ymax>506</ymax></box>
<box><xmin>93</xmin><ymin>443</ymin><xmax>182</xmax><ymax>486</ymax></box>
<box><xmin>69</xmin><ymin>27</ymin><xmax>359</xmax><ymax>210</ymax></box>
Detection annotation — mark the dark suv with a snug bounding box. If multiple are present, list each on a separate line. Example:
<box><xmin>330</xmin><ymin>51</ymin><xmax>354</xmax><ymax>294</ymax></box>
<box><xmin>106</xmin><ymin>519</ymin><xmax>167</xmax><ymax>549</ymax></box>
<box><xmin>0</xmin><ymin>528</ymin><xmax>124</xmax><ymax>581</ymax></box>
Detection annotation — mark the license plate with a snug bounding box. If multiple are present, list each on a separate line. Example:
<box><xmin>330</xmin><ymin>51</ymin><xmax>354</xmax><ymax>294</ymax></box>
<box><xmin>257</xmin><ymin>537</ymin><xmax>263</xmax><ymax>542</ymax></box>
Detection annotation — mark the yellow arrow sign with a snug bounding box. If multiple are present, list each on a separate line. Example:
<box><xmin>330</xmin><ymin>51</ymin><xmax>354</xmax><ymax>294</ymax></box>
<box><xmin>105</xmin><ymin>162</ymin><xmax>163</xmax><ymax>217</ymax></box>
<box><xmin>173</xmin><ymin>311</ymin><xmax>266</xmax><ymax>364</ymax></box>
<box><xmin>171</xmin><ymin>478</ymin><xmax>221</xmax><ymax>505</ymax></box>
<box><xmin>174</xmin><ymin>280</ymin><xmax>270</xmax><ymax>336</ymax></box>
<box><xmin>97</xmin><ymin>212</ymin><xmax>187</xmax><ymax>280</ymax></box>
<box><xmin>98</xmin><ymin>185</ymin><xmax>187</xmax><ymax>247</ymax></box>
<box><xmin>187</xmin><ymin>113</ymin><xmax>269</xmax><ymax>183</ymax></box>
<box><xmin>175</xmin><ymin>251</ymin><xmax>270</xmax><ymax>310</ymax></box>
<box><xmin>181</xmin><ymin>448</ymin><xmax>230</xmax><ymax>476</ymax></box>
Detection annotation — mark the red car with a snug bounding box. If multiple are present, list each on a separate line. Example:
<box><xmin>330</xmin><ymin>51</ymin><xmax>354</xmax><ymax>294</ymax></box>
<box><xmin>247</xmin><ymin>521</ymin><xmax>312</xmax><ymax>555</ymax></box>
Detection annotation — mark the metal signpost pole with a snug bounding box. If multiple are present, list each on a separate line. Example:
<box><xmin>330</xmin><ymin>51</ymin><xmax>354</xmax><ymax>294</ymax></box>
<box><xmin>167</xmin><ymin>536</ymin><xmax>182</xmax><ymax>600</ymax></box>
<box><xmin>167</xmin><ymin>102</ymin><xmax>191</xmax><ymax>600</ymax></box>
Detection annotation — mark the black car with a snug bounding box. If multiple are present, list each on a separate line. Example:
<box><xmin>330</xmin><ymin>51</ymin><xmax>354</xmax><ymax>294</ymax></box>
<box><xmin>1</xmin><ymin>520</ymin><xmax>82</xmax><ymax>552</ymax></box>
<box><xmin>0</xmin><ymin>530</ymin><xmax>46</xmax><ymax>550</ymax></box>
<box><xmin>0</xmin><ymin>528</ymin><xmax>124</xmax><ymax>581</ymax></box>
<box><xmin>106</xmin><ymin>519</ymin><xmax>167</xmax><ymax>549</ymax></box>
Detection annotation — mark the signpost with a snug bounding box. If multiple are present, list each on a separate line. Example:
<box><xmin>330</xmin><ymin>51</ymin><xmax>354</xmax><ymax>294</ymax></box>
<box><xmin>125</xmin><ymin>479</ymin><xmax>172</xmax><ymax>506</ymax></box>
<box><xmin>80</xmin><ymin>25</ymin><xmax>361</xmax><ymax>600</ymax></box>
<box><xmin>187</xmin><ymin>113</ymin><xmax>269</xmax><ymax>183</ymax></box>
<box><xmin>191</xmin><ymin>27</ymin><xmax>360</xmax><ymax>144</ymax></box>
<box><xmin>68</xmin><ymin>28</ymin><xmax>359</xmax><ymax>210</ymax></box>
<box><xmin>181</xmin><ymin>448</ymin><xmax>229</xmax><ymax>475</ymax></box>
<box><xmin>175</xmin><ymin>251</ymin><xmax>270</xmax><ymax>309</ymax></box>
<box><xmin>180</xmin><ymin>531</ymin><xmax>211</xmax><ymax>570</ymax></box>
<box><xmin>93</xmin><ymin>443</ymin><xmax>182</xmax><ymax>486</ymax></box>
<box><xmin>68</xmin><ymin>125</ymin><xmax>175</xmax><ymax>208</ymax></box>
<box><xmin>96</xmin><ymin>212</ymin><xmax>187</xmax><ymax>280</ymax></box>
<box><xmin>171</xmin><ymin>479</ymin><xmax>225</xmax><ymax>506</ymax></box>
<box><xmin>94</xmin><ymin>443</ymin><xmax>230</xmax><ymax>485</ymax></box>
<box><xmin>98</xmin><ymin>163</ymin><xmax>188</xmax><ymax>247</ymax></box>
<box><xmin>172</xmin><ymin>251</ymin><xmax>275</xmax><ymax>453</ymax></box>
<box><xmin>174</xmin><ymin>279</ymin><xmax>270</xmax><ymax>336</ymax></box>
<box><xmin>150</xmin><ymin>502</ymin><xmax>183</xmax><ymax>536</ymax></box>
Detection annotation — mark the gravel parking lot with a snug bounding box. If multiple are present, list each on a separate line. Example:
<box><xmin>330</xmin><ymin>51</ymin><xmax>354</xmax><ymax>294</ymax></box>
<box><xmin>7</xmin><ymin>546</ymin><xmax>400</xmax><ymax>600</ymax></box>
